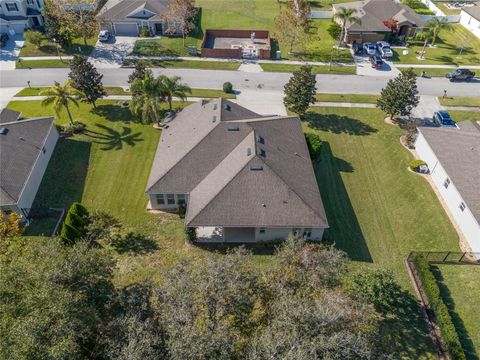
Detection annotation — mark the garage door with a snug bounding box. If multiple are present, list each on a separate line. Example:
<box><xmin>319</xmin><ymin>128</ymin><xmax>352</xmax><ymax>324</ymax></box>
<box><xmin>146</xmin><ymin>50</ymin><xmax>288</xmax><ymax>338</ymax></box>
<box><xmin>113</xmin><ymin>23</ymin><xmax>138</xmax><ymax>36</ymax></box>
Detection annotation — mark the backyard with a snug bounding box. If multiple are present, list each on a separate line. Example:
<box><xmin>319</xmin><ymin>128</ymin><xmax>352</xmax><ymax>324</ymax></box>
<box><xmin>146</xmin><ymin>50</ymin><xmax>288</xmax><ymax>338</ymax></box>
<box><xmin>393</xmin><ymin>24</ymin><xmax>480</xmax><ymax>65</ymax></box>
<box><xmin>431</xmin><ymin>264</ymin><xmax>480</xmax><ymax>359</ymax></box>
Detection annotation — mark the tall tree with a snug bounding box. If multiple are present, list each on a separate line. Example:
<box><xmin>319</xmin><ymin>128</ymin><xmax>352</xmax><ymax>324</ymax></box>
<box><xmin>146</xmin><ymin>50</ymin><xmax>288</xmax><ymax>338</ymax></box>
<box><xmin>283</xmin><ymin>65</ymin><xmax>317</xmax><ymax>117</ymax></box>
<box><xmin>43</xmin><ymin>0</ymin><xmax>75</xmax><ymax>48</ymax></box>
<box><xmin>167</xmin><ymin>0</ymin><xmax>197</xmax><ymax>46</ymax></box>
<box><xmin>377</xmin><ymin>69</ymin><xmax>419</xmax><ymax>119</ymax></box>
<box><xmin>40</xmin><ymin>80</ymin><xmax>84</xmax><ymax>125</ymax></box>
<box><xmin>128</xmin><ymin>61</ymin><xmax>148</xmax><ymax>85</ymax></box>
<box><xmin>427</xmin><ymin>17</ymin><xmax>451</xmax><ymax>46</ymax></box>
<box><xmin>289</xmin><ymin>0</ymin><xmax>311</xmax><ymax>31</ymax></box>
<box><xmin>333</xmin><ymin>7</ymin><xmax>361</xmax><ymax>45</ymax></box>
<box><xmin>158</xmin><ymin>75</ymin><xmax>191</xmax><ymax>111</ymax></box>
<box><xmin>275</xmin><ymin>7</ymin><xmax>307</xmax><ymax>53</ymax></box>
<box><xmin>69</xmin><ymin>55</ymin><xmax>106</xmax><ymax>109</ymax></box>
<box><xmin>129</xmin><ymin>72</ymin><xmax>163</xmax><ymax>126</ymax></box>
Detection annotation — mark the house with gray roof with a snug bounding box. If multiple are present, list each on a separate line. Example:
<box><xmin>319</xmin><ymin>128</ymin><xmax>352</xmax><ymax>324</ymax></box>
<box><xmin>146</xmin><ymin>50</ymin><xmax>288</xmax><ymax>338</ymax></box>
<box><xmin>146</xmin><ymin>99</ymin><xmax>329</xmax><ymax>243</ymax></box>
<box><xmin>414</xmin><ymin>121</ymin><xmax>480</xmax><ymax>252</ymax></box>
<box><xmin>460</xmin><ymin>4</ymin><xmax>480</xmax><ymax>39</ymax></box>
<box><xmin>332</xmin><ymin>0</ymin><xmax>425</xmax><ymax>44</ymax></box>
<box><xmin>96</xmin><ymin>0</ymin><xmax>181</xmax><ymax>36</ymax></box>
<box><xmin>0</xmin><ymin>110</ymin><xmax>58</xmax><ymax>220</ymax></box>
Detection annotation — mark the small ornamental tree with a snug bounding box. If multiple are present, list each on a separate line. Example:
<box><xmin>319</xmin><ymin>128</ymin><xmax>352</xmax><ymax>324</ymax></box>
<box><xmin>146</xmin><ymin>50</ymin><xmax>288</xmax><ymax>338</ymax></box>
<box><xmin>275</xmin><ymin>7</ymin><xmax>306</xmax><ymax>53</ymax></box>
<box><xmin>168</xmin><ymin>0</ymin><xmax>196</xmax><ymax>46</ymax></box>
<box><xmin>128</xmin><ymin>61</ymin><xmax>148</xmax><ymax>85</ymax></box>
<box><xmin>283</xmin><ymin>65</ymin><xmax>316</xmax><ymax>117</ymax></box>
<box><xmin>69</xmin><ymin>55</ymin><xmax>106</xmax><ymax>109</ymax></box>
<box><xmin>376</xmin><ymin>69</ymin><xmax>419</xmax><ymax>119</ymax></box>
<box><xmin>24</xmin><ymin>30</ymin><xmax>43</xmax><ymax>49</ymax></box>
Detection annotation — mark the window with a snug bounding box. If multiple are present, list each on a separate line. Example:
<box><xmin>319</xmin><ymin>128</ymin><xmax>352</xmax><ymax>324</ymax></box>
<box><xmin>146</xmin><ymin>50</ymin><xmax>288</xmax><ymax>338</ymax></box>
<box><xmin>443</xmin><ymin>178</ymin><xmax>450</xmax><ymax>189</ymax></box>
<box><xmin>303</xmin><ymin>228</ymin><xmax>312</xmax><ymax>239</ymax></box>
<box><xmin>459</xmin><ymin>202</ymin><xmax>466</xmax><ymax>212</ymax></box>
<box><xmin>166</xmin><ymin>194</ymin><xmax>175</xmax><ymax>205</ymax></box>
<box><xmin>259</xmin><ymin>227</ymin><xmax>266</xmax><ymax>234</ymax></box>
<box><xmin>6</xmin><ymin>3</ymin><xmax>19</xmax><ymax>11</ymax></box>
<box><xmin>292</xmin><ymin>228</ymin><xmax>300</xmax><ymax>236</ymax></box>
<box><xmin>155</xmin><ymin>194</ymin><xmax>165</xmax><ymax>205</ymax></box>
<box><xmin>177</xmin><ymin>194</ymin><xmax>186</xmax><ymax>205</ymax></box>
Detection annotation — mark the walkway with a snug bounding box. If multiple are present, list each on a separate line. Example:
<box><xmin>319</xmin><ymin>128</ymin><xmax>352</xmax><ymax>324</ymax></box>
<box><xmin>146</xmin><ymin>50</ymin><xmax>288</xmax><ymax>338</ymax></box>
<box><xmin>0</xmin><ymin>34</ymin><xmax>24</xmax><ymax>71</ymax></box>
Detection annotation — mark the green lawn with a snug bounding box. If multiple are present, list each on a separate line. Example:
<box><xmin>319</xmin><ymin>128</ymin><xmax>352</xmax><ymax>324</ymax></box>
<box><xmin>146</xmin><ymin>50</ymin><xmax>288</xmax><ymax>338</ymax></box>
<box><xmin>16</xmin><ymin>59</ymin><xmax>71</xmax><ymax>68</ymax></box>
<box><xmin>433</xmin><ymin>2</ymin><xmax>461</xmax><ymax>15</ymax></box>
<box><xmin>438</xmin><ymin>96</ymin><xmax>480</xmax><ymax>107</ymax></box>
<box><xmin>124</xmin><ymin>58</ymin><xmax>240</xmax><ymax>70</ymax></box>
<box><xmin>19</xmin><ymin>34</ymin><xmax>97</xmax><ymax>57</ymax></box>
<box><xmin>449</xmin><ymin>110</ymin><xmax>480</xmax><ymax>122</ymax></box>
<box><xmin>308</xmin><ymin>0</ymin><xmax>353</xmax><ymax>10</ymax></box>
<box><xmin>432</xmin><ymin>265</ymin><xmax>480</xmax><ymax>359</ymax></box>
<box><xmin>315</xmin><ymin>93</ymin><xmax>379</xmax><ymax>103</ymax></box>
<box><xmin>260</xmin><ymin>63</ymin><xmax>356</xmax><ymax>74</ymax></box>
<box><xmin>402</xmin><ymin>67</ymin><xmax>453</xmax><ymax>77</ymax></box>
<box><xmin>393</xmin><ymin>24</ymin><xmax>480</xmax><ymax>65</ymax></box>
<box><xmin>132</xmin><ymin>37</ymin><xmax>197</xmax><ymax>57</ymax></box>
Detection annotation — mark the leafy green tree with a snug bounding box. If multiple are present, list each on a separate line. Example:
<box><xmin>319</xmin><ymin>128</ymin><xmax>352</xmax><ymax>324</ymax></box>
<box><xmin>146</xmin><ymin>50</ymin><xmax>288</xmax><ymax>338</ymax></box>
<box><xmin>40</xmin><ymin>80</ymin><xmax>84</xmax><ymax>125</ymax></box>
<box><xmin>275</xmin><ymin>7</ymin><xmax>307</xmax><ymax>53</ymax></box>
<box><xmin>0</xmin><ymin>238</ymin><xmax>115</xmax><ymax>359</ymax></box>
<box><xmin>128</xmin><ymin>61</ymin><xmax>149</xmax><ymax>86</ymax></box>
<box><xmin>283</xmin><ymin>65</ymin><xmax>317</xmax><ymax>117</ymax></box>
<box><xmin>130</xmin><ymin>72</ymin><xmax>164</xmax><ymax>125</ymax></box>
<box><xmin>333</xmin><ymin>7</ymin><xmax>361</xmax><ymax>45</ymax></box>
<box><xmin>69</xmin><ymin>55</ymin><xmax>106</xmax><ymax>109</ymax></box>
<box><xmin>43</xmin><ymin>0</ymin><xmax>74</xmax><ymax>48</ymax></box>
<box><xmin>376</xmin><ymin>70</ymin><xmax>419</xmax><ymax>119</ymax></box>
<box><xmin>24</xmin><ymin>30</ymin><xmax>43</xmax><ymax>49</ymax></box>
<box><xmin>158</xmin><ymin>75</ymin><xmax>191</xmax><ymax>111</ymax></box>
<box><xmin>427</xmin><ymin>17</ymin><xmax>451</xmax><ymax>46</ymax></box>
<box><xmin>327</xmin><ymin>22</ymin><xmax>342</xmax><ymax>40</ymax></box>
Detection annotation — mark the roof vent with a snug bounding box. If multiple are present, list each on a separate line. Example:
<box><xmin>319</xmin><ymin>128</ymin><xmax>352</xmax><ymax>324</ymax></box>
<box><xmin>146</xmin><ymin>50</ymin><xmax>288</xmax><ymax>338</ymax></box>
<box><xmin>0</xmin><ymin>128</ymin><xmax>8</xmax><ymax>135</ymax></box>
<box><xmin>258</xmin><ymin>148</ymin><xmax>266</xmax><ymax>157</ymax></box>
<box><xmin>257</xmin><ymin>135</ymin><xmax>264</xmax><ymax>144</ymax></box>
<box><xmin>250</xmin><ymin>164</ymin><xmax>263</xmax><ymax>171</ymax></box>
<box><xmin>213</xmin><ymin>103</ymin><xmax>217</xmax><ymax>110</ymax></box>
<box><xmin>201</xmin><ymin>99</ymin><xmax>208</xmax><ymax>105</ymax></box>
<box><xmin>246</xmin><ymin>147</ymin><xmax>252</xmax><ymax>156</ymax></box>
<box><xmin>228</xmin><ymin>126</ymin><xmax>239</xmax><ymax>131</ymax></box>
<box><xmin>223</xmin><ymin>104</ymin><xmax>231</xmax><ymax>111</ymax></box>
<box><xmin>262</xmin><ymin>203</ymin><xmax>266</xmax><ymax>207</ymax></box>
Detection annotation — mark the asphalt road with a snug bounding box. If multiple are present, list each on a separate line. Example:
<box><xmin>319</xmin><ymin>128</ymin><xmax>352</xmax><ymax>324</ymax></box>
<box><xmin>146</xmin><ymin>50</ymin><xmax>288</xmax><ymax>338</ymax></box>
<box><xmin>1</xmin><ymin>68</ymin><xmax>479</xmax><ymax>97</ymax></box>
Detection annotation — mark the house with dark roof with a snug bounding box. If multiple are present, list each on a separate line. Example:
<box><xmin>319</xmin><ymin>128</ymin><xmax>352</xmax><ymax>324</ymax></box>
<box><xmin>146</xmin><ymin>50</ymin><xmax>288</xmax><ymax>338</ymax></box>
<box><xmin>460</xmin><ymin>4</ymin><xmax>480</xmax><ymax>39</ymax></box>
<box><xmin>146</xmin><ymin>99</ymin><xmax>329</xmax><ymax>243</ymax></box>
<box><xmin>414</xmin><ymin>121</ymin><xmax>480</xmax><ymax>252</ymax></box>
<box><xmin>332</xmin><ymin>0</ymin><xmax>425</xmax><ymax>44</ymax></box>
<box><xmin>0</xmin><ymin>109</ymin><xmax>58</xmax><ymax>220</ymax></box>
<box><xmin>0</xmin><ymin>0</ymin><xmax>45</xmax><ymax>34</ymax></box>
<box><xmin>96</xmin><ymin>0</ymin><xmax>181</xmax><ymax>36</ymax></box>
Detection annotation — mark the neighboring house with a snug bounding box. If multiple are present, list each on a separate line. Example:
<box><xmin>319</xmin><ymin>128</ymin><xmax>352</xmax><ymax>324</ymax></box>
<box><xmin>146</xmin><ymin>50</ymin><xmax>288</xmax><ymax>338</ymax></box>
<box><xmin>332</xmin><ymin>0</ymin><xmax>425</xmax><ymax>43</ymax></box>
<box><xmin>145</xmin><ymin>99</ymin><xmax>329</xmax><ymax>243</ymax></box>
<box><xmin>0</xmin><ymin>0</ymin><xmax>44</xmax><ymax>35</ymax></box>
<box><xmin>414</xmin><ymin>121</ymin><xmax>480</xmax><ymax>252</ymax></box>
<box><xmin>460</xmin><ymin>5</ymin><xmax>480</xmax><ymax>39</ymax></box>
<box><xmin>96</xmin><ymin>0</ymin><xmax>180</xmax><ymax>36</ymax></box>
<box><xmin>0</xmin><ymin>109</ymin><xmax>59</xmax><ymax>221</ymax></box>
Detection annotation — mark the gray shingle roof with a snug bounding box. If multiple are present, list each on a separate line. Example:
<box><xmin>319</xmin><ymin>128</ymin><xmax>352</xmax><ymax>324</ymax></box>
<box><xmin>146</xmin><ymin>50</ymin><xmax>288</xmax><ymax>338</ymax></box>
<box><xmin>147</xmin><ymin>99</ymin><xmax>328</xmax><ymax>228</ymax></box>
<box><xmin>0</xmin><ymin>117</ymin><xmax>55</xmax><ymax>206</ymax></box>
<box><xmin>418</xmin><ymin>121</ymin><xmax>480</xmax><ymax>221</ymax></box>
<box><xmin>463</xmin><ymin>4</ymin><xmax>480</xmax><ymax>21</ymax></box>
<box><xmin>0</xmin><ymin>109</ymin><xmax>21</xmax><ymax>124</ymax></box>
<box><xmin>97</xmin><ymin>0</ymin><xmax>171</xmax><ymax>21</ymax></box>
<box><xmin>333</xmin><ymin>0</ymin><xmax>425</xmax><ymax>32</ymax></box>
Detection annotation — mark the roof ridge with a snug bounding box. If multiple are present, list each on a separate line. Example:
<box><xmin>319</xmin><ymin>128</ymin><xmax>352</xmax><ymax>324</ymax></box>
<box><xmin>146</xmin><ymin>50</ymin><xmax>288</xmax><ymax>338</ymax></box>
<box><xmin>0</xmin><ymin>116</ymin><xmax>54</xmax><ymax>126</ymax></box>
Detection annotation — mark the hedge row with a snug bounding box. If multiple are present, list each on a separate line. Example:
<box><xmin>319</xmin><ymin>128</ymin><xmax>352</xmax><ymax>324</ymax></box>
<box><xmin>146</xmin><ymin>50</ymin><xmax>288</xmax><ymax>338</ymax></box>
<box><xmin>60</xmin><ymin>202</ymin><xmax>89</xmax><ymax>245</ymax></box>
<box><xmin>413</xmin><ymin>255</ymin><xmax>466</xmax><ymax>360</ymax></box>
<box><xmin>305</xmin><ymin>133</ymin><xmax>322</xmax><ymax>160</ymax></box>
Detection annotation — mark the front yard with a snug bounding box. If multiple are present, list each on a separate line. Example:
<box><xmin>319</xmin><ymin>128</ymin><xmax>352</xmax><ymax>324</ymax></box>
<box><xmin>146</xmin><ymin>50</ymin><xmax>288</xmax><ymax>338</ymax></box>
<box><xmin>393</xmin><ymin>24</ymin><xmax>480</xmax><ymax>65</ymax></box>
<box><xmin>19</xmin><ymin>34</ymin><xmax>97</xmax><ymax>57</ymax></box>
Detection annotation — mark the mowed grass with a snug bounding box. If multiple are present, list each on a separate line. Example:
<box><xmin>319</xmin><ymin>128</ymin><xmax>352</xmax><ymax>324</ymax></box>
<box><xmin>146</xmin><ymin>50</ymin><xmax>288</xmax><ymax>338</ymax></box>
<box><xmin>260</xmin><ymin>63</ymin><xmax>356</xmax><ymax>74</ymax></box>
<box><xmin>402</xmin><ymin>67</ymin><xmax>453</xmax><ymax>77</ymax></box>
<box><xmin>432</xmin><ymin>265</ymin><xmax>480</xmax><ymax>359</ymax></box>
<box><xmin>449</xmin><ymin>110</ymin><xmax>480</xmax><ymax>122</ymax></box>
<box><xmin>315</xmin><ymin>93</ymin><xmax>379</xmax><ymax>103</ymax></box>
<box><xmin>16</xmin><ymin>59</ymin><xmax>71</xmax><ymax>68</ymax></box>
<box><xmin>19</xmin><ymin>34</ymin><xmax>97</xmax><ymax>57</ymax></box>
<box><xmin>438</xmin><ymin>96</ymin><xmax>480</xmax><ymax>107</ymax></box>
<box><xmin>392</xmin><ymin>24</ymin><xmax>480</xmax><ymax>65</ymax></box>
<box><xmin>125</xmin><ymin>58</ymin><xmax>240</xmax><ymax>70</ymax></box>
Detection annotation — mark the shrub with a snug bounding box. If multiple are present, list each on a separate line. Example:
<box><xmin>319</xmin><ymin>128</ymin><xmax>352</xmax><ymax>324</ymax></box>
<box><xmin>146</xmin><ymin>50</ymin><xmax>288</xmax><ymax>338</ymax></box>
<box><xmin>327</xmin><ymin>22</ymin><xmax>341</xmax><ymax>40</ymax></box>
<box><xmin>184</xmin><ymin>227</ymin><xmax>197</xmax><ymax>243</ymax></box>
<box><xmin>409</xmin><ymin>159</ymin><xmax>426</xmax><ymax>171</ymax></box>
<box><xmin>305</xmin><ymin>132</ymin><xmax>322</xmax><ymax>160</ymax></box>
<box><xmin>413</xmin><ymin>255</ymin><xmax>466</xmax><ymax>360</ymax></box>
<box><xmin>64</xmin><ymin>212</ymin><xmax>85</xmax><ymax>230</ymax></box>
<box><xmin>60</xmin><ymin>223</ymin><xmax>81</xmax><ymax>245</ymax></box>
<box><xmin>24</xmin><ymin>30</ymin><xmax>43</xmax><ymax>49</ymax></box>
<box><xmin>62</xmin><ymin>121</ymin><xmax>85</xmax><ymax>135</ymax></box>
<box><xmin>84</xmin><ymin>210</ymin><xmax>122</xmax><ymax>246</ymax></box>
<box><xmin>140</xmin><ymin>28</ymin><xmax>151</xmax><ymax>37</ymax></box>
<box><xmin>70</xmin><ymin>202</ymin><xmax>89</xmax><ymax>218</ymax></box>
<box><xmin>177</xmin><ymin>205</ymin><xmax>186</xmax><ymax>218</ymax></box>
<box><xmin>223</xmin><ymin>82</ymin><xmax>233</xmax><ymax>94</ymax></box>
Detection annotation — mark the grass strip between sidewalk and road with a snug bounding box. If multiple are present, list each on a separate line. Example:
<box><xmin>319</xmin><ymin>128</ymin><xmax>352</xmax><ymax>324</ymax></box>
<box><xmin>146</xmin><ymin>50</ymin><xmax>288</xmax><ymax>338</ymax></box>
<box><xmin>260</xmin><ymin>63</ymin><xmax>356</xmax><ymax>74</ymax></box>
<box><xmin>124</xmin><ymin>59</ymin><xmax>240</xmax><ymax>71</ymax></box>
<box><xmin>16</xmin><ymin>59</ymin><xmax>71</xmax><ymax>69</ymax></box>
<box><xmin>315</xmin><ymin>93</ymin><xmax>379</xmax><ymax>104</ymax></box>
<box><xmin>438</xmin><ymin>96</ymin><xmax>480</xmax><ymax>107</ymax></box>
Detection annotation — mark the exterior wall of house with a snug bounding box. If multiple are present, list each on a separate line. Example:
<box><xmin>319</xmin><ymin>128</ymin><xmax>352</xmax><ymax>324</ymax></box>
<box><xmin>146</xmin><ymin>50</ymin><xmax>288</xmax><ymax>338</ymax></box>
<box><xmin>148</xmin><ymin>193</ymin><xmax>188</xmax><ymax>211</ymax></box>
<box><xmin>254</xmin><ymin>227</ymin><xmax>324</xmax><ymax>241</ymax></box>
<box><xmin>16</xmin><ymin>123</ymin><xmax>59</xmax><ymax>217</ymax></box>
<box><xmin>346</xmin><ymin>31</ymin><xmax>387</xmax><ymax>44</ymax></box>
<box><xmin>195</xmin><ymin>226</ymin><xmax>325</xmax><ymax>242</ymax></box>
<box><xmin>415</xmin><ymin>131</ymin><xmax>480</xmax><ymax>252</ymax></box>
<box><xmin>107</xmin><ymin>18</ymin><xmax>180</xmax><ymax>36</ymax></box>
<box><xmin>0</xmin><ymin>0</ymin><xmax>45</xmax><ymax>33</ymax></box>
<box><xmin>460</xmin><ymin>10</ymin><xmax>480</xmax><ymax>39</ymax></box>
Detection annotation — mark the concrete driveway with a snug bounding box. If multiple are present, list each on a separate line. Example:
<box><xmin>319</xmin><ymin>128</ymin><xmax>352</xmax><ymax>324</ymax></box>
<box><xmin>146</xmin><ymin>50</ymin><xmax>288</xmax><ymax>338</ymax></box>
<box><xmin>88</xmin><ymin>36</ymin><xmax>137</xmax><ymax>68</ymax></box>
<box><xmin>353</xmin><ymin>53</ymin><xmax>400</xmax><ymax>77</ymax></box>
<box><xmin>0</xmin><ymin>34</ymin><xmax>24</xmax><ymax>71</ymax></box>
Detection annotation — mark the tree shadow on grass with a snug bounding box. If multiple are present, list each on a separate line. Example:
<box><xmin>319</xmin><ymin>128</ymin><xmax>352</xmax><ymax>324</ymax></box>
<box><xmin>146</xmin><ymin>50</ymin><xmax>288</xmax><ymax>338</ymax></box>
<box><xmin>431</xmin><ymin>265</ymin><xmax>479</xmax><ymax>360</ymax></box>
<box><xmin>84</xmin><ymin>124</ymin><xmax>143</xmax><ymax>151</ymax></box>
<box><xmin>304</xmin><ymin>112</ymin><xmax>378</xmax><ymax>136</ymax></box>
<box><xmin>112</xmin><ymin>232</ymin><xmax>159</xmax><ymax>255</ymax></box>
<box><xmin>91</xmin><ymin>103</ymin><xmax>133</xmax><ymax>122</ymax></box>
<box><xmin>314</xmin><ymin>142</ymin><xmax>372</xmax><ymax>262</ymax></box>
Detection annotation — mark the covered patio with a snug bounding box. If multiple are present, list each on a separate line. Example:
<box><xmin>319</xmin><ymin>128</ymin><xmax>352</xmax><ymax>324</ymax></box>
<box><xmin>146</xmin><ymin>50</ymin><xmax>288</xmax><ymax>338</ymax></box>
<box><xmin>196</xmin><ymin>226</ymin><xmax>256</xmax><ymax>243</ymax></box>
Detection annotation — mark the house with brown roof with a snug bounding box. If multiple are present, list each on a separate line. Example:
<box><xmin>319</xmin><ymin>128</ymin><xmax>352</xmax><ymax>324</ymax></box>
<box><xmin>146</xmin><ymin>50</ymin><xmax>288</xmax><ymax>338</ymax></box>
<box><xmin>96</xmin><ymin>0</ymin><xmax>180</xmax><ymax>36</ymax></box>
<box><xmin>414</xmin><ymin>121</ymin><xmax>480</xmax><ymax>253</ymax></box>
<box><xmin>332</xmin><ymin>0</ymin><xmax>425</xmax><ymax>43</ymax></box>
<box><xmin>145</xmin><ymin>99</ymin><xmax>329</xmax><ymax>243</ymax></box>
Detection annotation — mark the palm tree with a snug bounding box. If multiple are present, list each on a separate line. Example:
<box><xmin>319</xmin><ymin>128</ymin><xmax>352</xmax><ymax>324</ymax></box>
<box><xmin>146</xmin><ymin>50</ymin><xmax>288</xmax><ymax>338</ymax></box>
<box><xmin>427</xmin><ymin>17</ymin><xmax>451</xmax><ymax>46</ymax></box>
<box><xmin>333</xmin><ymin>7</ymin><xmax>361</xmax><ymax>46</ymax></box>
<box><xmin>129</xmin><ymin>71</ymin><xmax>163</xmax><ymax>126</ymax></box>
<box><xmin>40</xmin><ymin>80</ymin><xmax>84</xmax><ymax>126</ymax></box>
<box><xmin>158</xmin><ymin>75</ymin><xmax>191</xmax><ymax>111</ymax></box>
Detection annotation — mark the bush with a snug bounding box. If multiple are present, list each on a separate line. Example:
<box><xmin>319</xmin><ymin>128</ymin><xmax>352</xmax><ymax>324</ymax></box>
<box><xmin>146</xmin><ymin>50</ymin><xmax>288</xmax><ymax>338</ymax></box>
<box><xmin>62</xmin><ymin>121</ymin><xmax>85</xmax><ymax>135</ymax></box>
<box><xmin>184</xmin><ymin>227</ymin><xmax>197</xmax><ymax>243</ymax></box>
<box><xmin>64</xmin><ymin>212</ymin><xmax>85</xmax><ymax>230</ymax></box>
<box><xmin>70</xmin><ymin>202</ymin><xmax>89</xmax><ymax>218</ymax></box>
<box><xmin>413</xmin><ymin>255</ymin><xmax>466</xmax><ymax>360</ymax></box>
<box><xmin>60</xmin><ymin>223</ymin><xmax>81</xmax><ymax>245</ymax></box>
<box><xmin>177</xmin><ymin>205</ymin><xmax>186</xmax><ymax>218</ymax></box>
<box><xmin>223</xmin><ymin>82</ymin><xmax>233</xmax><ymax>94</ymax></box>
<box><xmin>140</xmin><ymin>28</ymin><xmax>151</xmax><ymax>37</ymax></box>
<box><xmin>24</xmin><ymin>30</ymin><xmax>43</xmax><ymax>48</ymax></box>
<box><xmin>327</xmin><ymin>22</ymin><xmax>341</xmax><ymax>40</ymax></box>
<box><xmin>305</xmin><ymin>132</ymin><xmax>322</xmax><ymax>160</ymax></box>
<box><xmin>409</xmin><ymin>159</ymin><xmax>426</xmax><ymax>171</ymax></box>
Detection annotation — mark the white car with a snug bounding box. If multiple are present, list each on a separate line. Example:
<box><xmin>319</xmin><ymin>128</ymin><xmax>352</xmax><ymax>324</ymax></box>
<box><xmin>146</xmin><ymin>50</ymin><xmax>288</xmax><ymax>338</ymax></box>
<box><xmin>376</xmin><ymin>41</ymin><xmax>393</xmax><ymax>58</ymax></box>
<box><xmin>363</xmin><ymin>42</ymin><xmax>377</xmax><ymax>56</ymax></box>
<box><xmin>98</xmin><ymin>30</ymin><xmax>110</xmax><ymax>42</ymax></box>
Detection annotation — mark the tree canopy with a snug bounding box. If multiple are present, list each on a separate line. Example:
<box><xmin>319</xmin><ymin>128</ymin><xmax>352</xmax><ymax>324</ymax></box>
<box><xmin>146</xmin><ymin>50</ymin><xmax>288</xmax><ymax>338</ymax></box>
<box><xmin>377</xmin><ymin>69</ymin><xmax>419</xmax><ymax>119</ymax></box>
<box><xmin>283</xmin><ymin>65</ymin><xmax>317</xmax><ymax>117</ymax></box>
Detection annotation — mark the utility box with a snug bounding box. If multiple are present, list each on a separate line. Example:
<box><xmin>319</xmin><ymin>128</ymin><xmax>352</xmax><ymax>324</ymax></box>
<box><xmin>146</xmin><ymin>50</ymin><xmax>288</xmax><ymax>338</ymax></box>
<box><xmin>276</xmin><ymin>50</ymin><xmax>281</xmax><ymax>60</ymax></box>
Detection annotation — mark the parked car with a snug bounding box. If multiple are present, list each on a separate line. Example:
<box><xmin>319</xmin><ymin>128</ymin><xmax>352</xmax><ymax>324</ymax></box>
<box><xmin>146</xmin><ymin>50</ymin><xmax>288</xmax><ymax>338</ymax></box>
<box><xmin>379</xmin><ymin>46</ymin><xmax>393</xmax><ymax>58</ymax></box>
<box><xmin>370</xmin><ymin>55</ymin><xmax>384</xmax><ymax>69</ymax></box>
<box><xmin>376</xmin><ymin>41</ymin><xmax>390</xmax><ymax>50</ymax></box>
<box><xmin>0</xmin><ymin>33</ymin><xmax>9</xmax><ymax>48</ymax></box>
<box><xmin>446</xmin><ymin>68</ymin><xmax>475</xmax><ymax>82</ymax></box>
<box><xmin>364</xmin><ymin>42</ymin><xmax>377</xmax><ymax>56</ymax></box>
<box><xmin>433</xmin><ymin>111</ymin><xmax>457</xmax><ymax>128</ymax></box>
<box><xmin>353</xmin><ymin>42</ymin><xmax>364</xmax><ymax>55</ymax></box>
<box><xmin>98</xmin><ymin>30</ymin><xmax>110</xmax><ymax>42</ymax></box>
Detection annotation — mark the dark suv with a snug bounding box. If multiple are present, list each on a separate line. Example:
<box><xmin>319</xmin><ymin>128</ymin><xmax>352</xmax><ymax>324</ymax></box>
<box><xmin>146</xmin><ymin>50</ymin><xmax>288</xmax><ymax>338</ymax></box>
<box><xmin>446</xmin><ymin>69</ymin><xmax>475</xmax><ymax>82</ymax></box>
